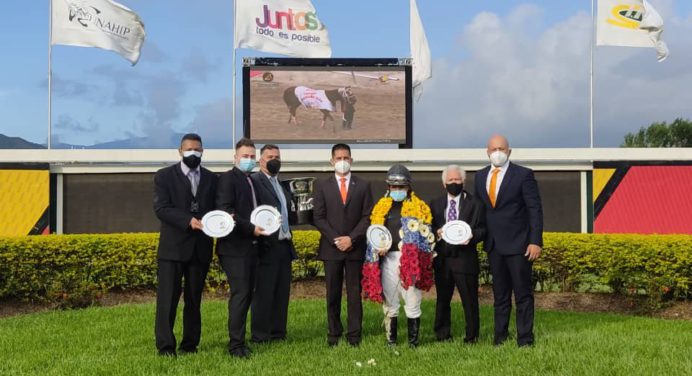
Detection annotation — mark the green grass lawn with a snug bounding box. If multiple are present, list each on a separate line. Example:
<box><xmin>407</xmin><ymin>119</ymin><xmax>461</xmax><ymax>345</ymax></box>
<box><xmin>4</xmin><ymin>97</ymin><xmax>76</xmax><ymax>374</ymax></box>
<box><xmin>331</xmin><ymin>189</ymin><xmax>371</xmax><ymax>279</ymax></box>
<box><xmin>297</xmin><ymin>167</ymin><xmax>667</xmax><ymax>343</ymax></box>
<box><xmin>1</xmin><ymin>299</ymin><xmax>691</xmax><ymax>375</ymax></box>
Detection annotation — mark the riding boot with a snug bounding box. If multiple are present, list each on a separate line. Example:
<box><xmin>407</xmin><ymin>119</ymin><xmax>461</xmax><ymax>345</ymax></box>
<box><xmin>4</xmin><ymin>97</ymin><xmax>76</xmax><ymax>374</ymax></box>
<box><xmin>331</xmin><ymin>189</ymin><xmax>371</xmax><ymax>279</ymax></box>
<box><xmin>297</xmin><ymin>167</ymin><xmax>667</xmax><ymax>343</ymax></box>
<box><xmin>407</xmin><ymin>318</ymin><xmax>420</xmax><ymax>348</ymax></box>
<box><xmin>384</xmin><ymin>317</ymin><xmax>397</xmax><ymax>346</ymax></box>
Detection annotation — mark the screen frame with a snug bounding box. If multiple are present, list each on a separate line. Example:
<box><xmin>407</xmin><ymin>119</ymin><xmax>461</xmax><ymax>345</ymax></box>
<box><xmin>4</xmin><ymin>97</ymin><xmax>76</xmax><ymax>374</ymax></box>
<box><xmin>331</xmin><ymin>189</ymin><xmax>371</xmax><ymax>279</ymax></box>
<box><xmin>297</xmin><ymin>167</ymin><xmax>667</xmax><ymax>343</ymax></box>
<box><xmin>242</xmin><ymin>58</ymin><xmax>412</xmax><ymax>148</ymax></box>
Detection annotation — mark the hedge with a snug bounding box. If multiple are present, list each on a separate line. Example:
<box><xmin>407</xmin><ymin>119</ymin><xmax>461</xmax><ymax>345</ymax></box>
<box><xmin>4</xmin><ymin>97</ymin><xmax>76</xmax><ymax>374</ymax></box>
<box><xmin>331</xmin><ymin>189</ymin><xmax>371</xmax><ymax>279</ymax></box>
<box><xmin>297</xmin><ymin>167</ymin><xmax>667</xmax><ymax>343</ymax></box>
<box><xmin>0</xmin><ymin>232</ymin><xmax>690</xmax><ymax>308</ymax></box>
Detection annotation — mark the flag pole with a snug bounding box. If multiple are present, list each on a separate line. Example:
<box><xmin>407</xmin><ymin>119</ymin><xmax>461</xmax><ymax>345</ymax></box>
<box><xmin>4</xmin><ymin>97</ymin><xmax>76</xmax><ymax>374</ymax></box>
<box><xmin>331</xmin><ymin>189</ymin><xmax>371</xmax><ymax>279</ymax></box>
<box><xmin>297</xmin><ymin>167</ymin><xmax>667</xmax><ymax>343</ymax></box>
<box><xmin>48</xmin><ymin>0</ymin><xmax>53</xmax><ymax>149</ymax></box>
<box><xmin>589</xmin><ymin>0</ymin><xmax>595</xmax><ymax>148</ymax></box>
<box><xmin>231</xmin><ymin>0</ymin><xmax>237</xmax><ymax>148</ymax></box>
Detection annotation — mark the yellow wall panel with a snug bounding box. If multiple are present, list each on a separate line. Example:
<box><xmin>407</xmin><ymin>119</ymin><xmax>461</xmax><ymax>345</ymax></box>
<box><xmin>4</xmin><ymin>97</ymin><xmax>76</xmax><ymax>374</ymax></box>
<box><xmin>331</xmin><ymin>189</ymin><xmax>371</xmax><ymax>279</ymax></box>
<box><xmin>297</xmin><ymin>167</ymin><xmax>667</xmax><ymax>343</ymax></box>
<box><xmin>0</xmin><ymin>170</ymin><xmax>49</xmax><ymax>236</ymax></box>
<box><xmin>592</xmin><ymin>168</ymin><xmax>615</xmax><ymax>203</ymax></box>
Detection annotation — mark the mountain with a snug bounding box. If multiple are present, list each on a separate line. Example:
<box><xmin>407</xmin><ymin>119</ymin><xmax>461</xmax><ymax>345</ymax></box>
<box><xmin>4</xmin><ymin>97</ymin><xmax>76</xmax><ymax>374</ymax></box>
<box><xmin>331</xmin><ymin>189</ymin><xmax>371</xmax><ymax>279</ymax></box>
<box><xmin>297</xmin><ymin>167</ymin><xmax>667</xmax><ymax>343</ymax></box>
<box><xmin>0</xmin><ymin>134</ymin><xmax>46</xmax><ymax>149</ymax></box>
<box><xmin>1</xmin><ymin>133</ymin><xmax>232</xmax><ymax>149</ymax></box>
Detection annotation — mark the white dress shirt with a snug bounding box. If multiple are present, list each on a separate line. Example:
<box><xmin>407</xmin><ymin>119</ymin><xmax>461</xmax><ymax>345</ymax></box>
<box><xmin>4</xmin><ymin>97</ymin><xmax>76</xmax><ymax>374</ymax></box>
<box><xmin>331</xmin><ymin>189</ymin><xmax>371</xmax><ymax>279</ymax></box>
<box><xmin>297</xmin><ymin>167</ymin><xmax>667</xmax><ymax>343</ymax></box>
<box><xmin>180</xmin><ymin>161</ymin><xmax>200</xmax><ymax>195</ymax></box>
<box><xmin>334</xmin><ymin>172</ymin><xmax>352</xmax><ymax>193</ymax></box>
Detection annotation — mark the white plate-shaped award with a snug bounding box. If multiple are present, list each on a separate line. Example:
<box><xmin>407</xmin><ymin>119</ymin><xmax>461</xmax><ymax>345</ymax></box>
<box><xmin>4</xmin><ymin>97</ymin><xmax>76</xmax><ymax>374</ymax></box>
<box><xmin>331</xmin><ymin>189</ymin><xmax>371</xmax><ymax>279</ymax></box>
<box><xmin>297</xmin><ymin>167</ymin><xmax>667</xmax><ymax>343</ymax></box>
<box><xmin>250</xmin><ymin>205</ymin><xmax>282</xmax><ymax>235</ymax></box>
<box><xmin>441</xmin><ymin>220</ymin><xmax>472</xmax><ymax>245</ymax></box>
<box><xmin>201</xmin><ymin>210</ymin><xmax>235</xmax><ymax>238</ymax></box>
<box><xmin>366</xmin><ymin>225</ymin><xmax>392</xmax><ymax>251</ymax></box>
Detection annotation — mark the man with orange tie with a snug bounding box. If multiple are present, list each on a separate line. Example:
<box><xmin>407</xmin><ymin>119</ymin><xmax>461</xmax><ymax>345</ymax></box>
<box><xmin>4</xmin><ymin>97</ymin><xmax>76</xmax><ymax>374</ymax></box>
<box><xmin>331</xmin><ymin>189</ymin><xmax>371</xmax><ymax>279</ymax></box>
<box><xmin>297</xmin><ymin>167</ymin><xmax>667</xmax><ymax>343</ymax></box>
<box><xmin>312</xmin><ymin>143</ymin><xmax>373</xmax><ymax>347</ymax></box>
<box><xmin>474</xmin><ymin>134</ymin><xmax>543</xmax><ymax>347</ymax></box>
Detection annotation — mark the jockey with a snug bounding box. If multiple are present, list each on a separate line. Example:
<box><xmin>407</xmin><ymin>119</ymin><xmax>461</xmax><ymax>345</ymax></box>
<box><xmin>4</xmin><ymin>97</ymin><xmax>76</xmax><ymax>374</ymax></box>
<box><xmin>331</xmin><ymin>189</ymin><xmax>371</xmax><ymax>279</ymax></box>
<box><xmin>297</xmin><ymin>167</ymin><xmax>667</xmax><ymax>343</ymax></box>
<box><xmin>362</xmin><ymin>164</ymin><xmax>435</xmax><ymax>348</ymax></box>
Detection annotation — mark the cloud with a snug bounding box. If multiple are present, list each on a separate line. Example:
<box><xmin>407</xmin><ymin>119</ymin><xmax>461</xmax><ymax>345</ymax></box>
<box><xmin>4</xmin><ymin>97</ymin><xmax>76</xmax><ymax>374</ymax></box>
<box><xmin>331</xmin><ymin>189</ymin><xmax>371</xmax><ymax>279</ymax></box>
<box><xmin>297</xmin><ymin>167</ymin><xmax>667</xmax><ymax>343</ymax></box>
<box><xmin>188</xmin><ymin>98</ymin><xmax>233</xmax><ymax>148</ymax></box>
<box><xmin>415</xmin><ymin>3</ymin><xmax>692</xmax><ymax>148</ymax></box>
<box><xmin>39</xmin><ymin>75</ymin><xmax>102</xmax><ymax>100</ymax></box>
<box><xmin>139</xmin><ymin>41</ymin><xmax>168</xmax><ymax>63</ymax></box>
<box><xmin>180</xmin><ymin>49</ymin><xmax>219</xmax><ymax>83</ymax></box>
<box><xmin>91</xmin><ymin>64</ymin><xmax>146</xmax><ymax>107</ymax></box>
<box><xmin>54</xmin><ymin>114</ymin><xmax>99</xmax><ymax>133</ymax></box>
<box><xmin>130</xmin><ymin>73</ymin><xmax>187</xmax><ymax>147</ymax></box>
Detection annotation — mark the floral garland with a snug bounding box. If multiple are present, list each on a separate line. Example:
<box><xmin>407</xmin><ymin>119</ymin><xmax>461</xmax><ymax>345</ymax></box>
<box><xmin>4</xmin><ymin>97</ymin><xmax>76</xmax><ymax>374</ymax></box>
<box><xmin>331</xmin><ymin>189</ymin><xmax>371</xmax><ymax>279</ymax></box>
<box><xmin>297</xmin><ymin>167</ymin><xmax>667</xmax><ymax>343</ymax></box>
<box><xmin>362</xmin><ymin>192</ymin><xmax>435</xmax><ymax>303</ymax></box>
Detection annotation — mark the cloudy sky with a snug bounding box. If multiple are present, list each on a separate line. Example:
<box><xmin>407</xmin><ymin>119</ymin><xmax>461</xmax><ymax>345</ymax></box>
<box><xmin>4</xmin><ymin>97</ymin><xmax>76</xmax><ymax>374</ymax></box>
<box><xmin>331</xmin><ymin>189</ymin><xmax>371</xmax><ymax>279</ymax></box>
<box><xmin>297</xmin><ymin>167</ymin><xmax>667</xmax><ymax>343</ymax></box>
<box><xmin>0</xmin><ymin>0</ymin><xmax>690</xmax><ymax>148</ymax></box>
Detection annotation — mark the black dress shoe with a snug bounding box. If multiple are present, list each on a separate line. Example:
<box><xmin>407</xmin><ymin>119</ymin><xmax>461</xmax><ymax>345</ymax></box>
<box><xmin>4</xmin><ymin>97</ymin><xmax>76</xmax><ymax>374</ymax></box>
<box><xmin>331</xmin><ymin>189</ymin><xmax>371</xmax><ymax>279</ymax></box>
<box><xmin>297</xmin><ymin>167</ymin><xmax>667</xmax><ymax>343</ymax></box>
<box><xmin>518</xmin><ymin>341</ymin><xmax>534</xmax><ymax>348</ymax></box>
<box><xmin>158</xmin><ymin>349</ymin><xmax>177</xmax><ymax>357</ymax></box>
<box><xmin>348</xmin><ymin>340</ymin><xmax>360</xmax><ymax>348</ymax></box>
<box><xmin>436</xmin><ymin>336</ymin><xmax>453</xmax><ymax>342</ymax></box>
<box><xmin>493</xmin><ymin>335</ymin><xmax>508</xmax><ymax>346</ymax></box>
<box><xmin>229</xmin><ymin>347</ymin><xmax>251</xmax><ymax>358</ymax></box>
<box><xmin>178</xmin><ymin>347</ymin><xmax>197</xmax><ymax>355</ymax></box>
<box><xmin>327</xmin><ymin>338</ymin><xmax>339</xmax><ymax>347</ymax></box>
<box><xmin>463</xmin><ymin>338</ymin><xmax>478</xmax><ymax>344</ymax></box>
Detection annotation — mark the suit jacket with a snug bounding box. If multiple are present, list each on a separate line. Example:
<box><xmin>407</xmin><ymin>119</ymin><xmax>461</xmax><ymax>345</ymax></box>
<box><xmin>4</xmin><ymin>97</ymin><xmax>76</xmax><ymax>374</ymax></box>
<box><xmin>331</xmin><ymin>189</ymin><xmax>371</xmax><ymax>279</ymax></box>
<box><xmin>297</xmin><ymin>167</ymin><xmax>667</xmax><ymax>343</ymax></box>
<box><xmin>250</xmin><ymin>172</ymin><xmax>298</xmax><ymax>262</ymax></box>
<box><xmin>430</xmin><ymin>191</ymin><xmax>486</xmax><ymax>274</ymax></box>
<box><xmin>311</xmin><ymin>175</ymin><xmax>373</xmax><ymax>261</ymax></box>
<box><xmin>153</xmin><ymin>163</ymin><xmax>218</xmax><ymax>263</ymax></box>
<box><xmin>216</xmin><ymin>167</ymin><xmax>260</xmax><ymax>258</ymax></box>
<box><xmin>474</xmin><ymin>162</ymin><xmax>543</xmax><ymax>255</ymax></box>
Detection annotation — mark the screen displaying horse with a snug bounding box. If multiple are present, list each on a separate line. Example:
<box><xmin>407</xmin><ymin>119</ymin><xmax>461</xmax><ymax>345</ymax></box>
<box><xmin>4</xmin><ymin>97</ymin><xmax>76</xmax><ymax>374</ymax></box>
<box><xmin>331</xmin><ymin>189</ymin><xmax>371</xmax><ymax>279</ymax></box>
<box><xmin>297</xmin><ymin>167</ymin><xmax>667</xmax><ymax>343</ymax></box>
<box><xmin>244</xmin><ymin>67</ymin><xmax>408</xmax><ymax>144</ymax></box>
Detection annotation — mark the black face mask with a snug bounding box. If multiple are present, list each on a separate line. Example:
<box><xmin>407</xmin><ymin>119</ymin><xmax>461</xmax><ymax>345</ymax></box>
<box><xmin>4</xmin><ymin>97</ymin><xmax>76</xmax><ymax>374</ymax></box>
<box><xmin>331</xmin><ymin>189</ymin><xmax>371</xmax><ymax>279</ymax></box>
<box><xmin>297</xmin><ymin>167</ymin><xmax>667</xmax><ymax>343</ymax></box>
<box><xmin>446</xmin><ymin>183</ymin><xmax>463</xmax><ymax>196</ymax></box>
<box><xmin>267</xmin><ymin>159</ymin><xmax>281</xmax><ymax>175</ymax></box>
<box><xmin>182</xmin><ymin>155</ymin><xmax>201</xmax><ymax>169</ymax></box>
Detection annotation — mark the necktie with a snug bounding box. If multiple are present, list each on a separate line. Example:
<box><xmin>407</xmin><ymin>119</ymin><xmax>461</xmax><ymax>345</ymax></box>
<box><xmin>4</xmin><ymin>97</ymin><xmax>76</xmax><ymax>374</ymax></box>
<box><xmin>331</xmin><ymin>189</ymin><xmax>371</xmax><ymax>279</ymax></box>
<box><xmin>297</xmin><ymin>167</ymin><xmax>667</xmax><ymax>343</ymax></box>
<box><xmin>188</xmin><ymin>170</ymin><xmax>198</xmax><ymax>196</ymax></box>
<box><xmin>246</xmin><ymin>176</ymin><xmax>258</xmax><ymax>208</ymax></box>
<box><xmin>270</xmin><ymin>176</ymin><xmax>291</xmax><ymax>239</ymax></box>
<box><xmin>489</xmin><ymin>168</ymin><xmax>500</xmax><ymax>207</ymax></box>
<box><xmin>448</xmin><ymin>199</ymin><xmax>457</xmax><ymax>222</ymax></box>
<box><xmin>339</xmin><ymin>177</ymin><xmax>347</xmax><ymax>204</ymax></box>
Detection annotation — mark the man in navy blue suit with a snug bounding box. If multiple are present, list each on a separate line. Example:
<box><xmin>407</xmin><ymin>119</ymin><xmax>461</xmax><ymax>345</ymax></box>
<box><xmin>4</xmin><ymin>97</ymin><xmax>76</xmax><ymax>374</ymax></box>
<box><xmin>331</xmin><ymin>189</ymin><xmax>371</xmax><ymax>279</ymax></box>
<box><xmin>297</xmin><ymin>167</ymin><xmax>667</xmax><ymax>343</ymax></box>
<box><xmin>474</xmin><ymin>134</ymin><xmax>543</xmax><ymax>347</ymax></box>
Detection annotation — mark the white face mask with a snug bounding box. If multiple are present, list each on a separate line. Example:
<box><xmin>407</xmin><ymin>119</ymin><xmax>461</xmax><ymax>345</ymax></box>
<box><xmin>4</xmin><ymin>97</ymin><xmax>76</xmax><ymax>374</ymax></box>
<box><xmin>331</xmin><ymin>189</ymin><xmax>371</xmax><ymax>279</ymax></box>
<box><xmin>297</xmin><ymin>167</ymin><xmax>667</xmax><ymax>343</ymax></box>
<box><xmin>489</xmin><ymin>150</ymin><xmax>508</xmax><ymax>167</ymax></box>
<box><xmin>182</xmin><ymin>150</ymin><xmax>202</xmax><ymax>158</ymax></box>
<box><xmin>334</xmin><ymin>160</ymin><xmax>351</xmax><ymax>174</ymax></box>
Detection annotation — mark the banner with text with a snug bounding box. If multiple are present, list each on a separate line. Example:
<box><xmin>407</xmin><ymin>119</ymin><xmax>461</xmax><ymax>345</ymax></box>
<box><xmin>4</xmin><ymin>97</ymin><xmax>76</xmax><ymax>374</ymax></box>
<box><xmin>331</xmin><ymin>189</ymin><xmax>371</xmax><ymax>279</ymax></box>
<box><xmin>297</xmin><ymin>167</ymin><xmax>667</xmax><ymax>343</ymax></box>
<box><xmin>235</xmin><ymin>0</ymin><xmax>331</xmax><ymax>57</ymax></box>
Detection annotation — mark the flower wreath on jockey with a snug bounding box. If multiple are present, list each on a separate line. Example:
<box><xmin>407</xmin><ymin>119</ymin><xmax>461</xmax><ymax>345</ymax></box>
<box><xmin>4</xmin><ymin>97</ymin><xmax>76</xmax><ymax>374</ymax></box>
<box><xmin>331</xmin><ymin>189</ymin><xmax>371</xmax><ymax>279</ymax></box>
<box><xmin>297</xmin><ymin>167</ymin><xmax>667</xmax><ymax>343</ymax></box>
<box><xmin>361</xmin><ymin>164</ymin><xmax>435</xmax><ymax>348</ymax></box>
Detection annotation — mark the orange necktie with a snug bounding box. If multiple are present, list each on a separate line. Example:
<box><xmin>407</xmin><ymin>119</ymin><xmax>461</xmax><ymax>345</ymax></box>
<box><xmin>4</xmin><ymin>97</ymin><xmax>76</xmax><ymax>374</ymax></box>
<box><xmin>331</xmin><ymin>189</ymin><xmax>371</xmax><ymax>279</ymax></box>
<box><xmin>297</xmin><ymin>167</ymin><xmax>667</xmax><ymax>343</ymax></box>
<box><xmin>339</xmin><ymin>177</ymin><xmax>348</xmax><ymax>204</ymax></box>
<box><xmin>489</xmin><ymin>168</ymin><xmax>500</xmax><ymax>207</ymax></box>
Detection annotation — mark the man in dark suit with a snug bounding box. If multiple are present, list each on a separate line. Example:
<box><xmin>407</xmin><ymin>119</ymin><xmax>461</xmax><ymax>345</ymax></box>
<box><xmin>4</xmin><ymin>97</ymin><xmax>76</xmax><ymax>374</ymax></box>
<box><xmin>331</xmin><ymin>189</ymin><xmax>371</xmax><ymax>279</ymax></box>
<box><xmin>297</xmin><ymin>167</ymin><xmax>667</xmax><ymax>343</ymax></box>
<box><xmin>153</xmin><ymin>133</ymin><xmax>218</xmax><ymax>356</ymax></box>
<box><xmin>312</xmin><ymin>143</ymin><xmax>373</xmax><ymax>347</ymax></box>
<box><xmin>250</xmin><ymin>144</ymin><xmax>297</xmax><ymax>343</ymax></box>
<box><xmin>474</xmin><ymin>134</ymin><xmax>543</xmax><ymax>347</ymax></box>
<box><xmin>430</xmin><ymin>165</ymin><xmax>486</xmax><ymax>344</ymax></box>
<box><xmin>216</xmin><ymin>138</ymin><xmax>265</xmax><ymax>358</ymax></box>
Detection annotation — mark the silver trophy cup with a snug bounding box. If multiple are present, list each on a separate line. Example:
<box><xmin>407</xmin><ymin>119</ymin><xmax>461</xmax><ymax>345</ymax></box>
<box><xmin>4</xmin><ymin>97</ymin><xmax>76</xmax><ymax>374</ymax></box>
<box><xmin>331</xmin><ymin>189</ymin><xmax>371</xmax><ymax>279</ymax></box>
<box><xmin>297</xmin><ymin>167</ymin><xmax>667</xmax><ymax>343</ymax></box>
<box><xmin>283</xmin><ymin>177</ymin><xmax>316</xmax><ymax>225</ymax></box>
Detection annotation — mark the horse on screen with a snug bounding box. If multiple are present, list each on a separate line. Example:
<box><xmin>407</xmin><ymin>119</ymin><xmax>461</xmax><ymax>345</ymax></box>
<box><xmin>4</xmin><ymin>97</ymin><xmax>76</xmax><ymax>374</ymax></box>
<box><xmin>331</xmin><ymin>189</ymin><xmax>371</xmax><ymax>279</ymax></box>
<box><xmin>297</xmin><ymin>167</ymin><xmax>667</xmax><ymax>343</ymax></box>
<box><xmin>283</xmin><ymin>86</ymin><xmax>357</xmax><ymax>129</ymax></box>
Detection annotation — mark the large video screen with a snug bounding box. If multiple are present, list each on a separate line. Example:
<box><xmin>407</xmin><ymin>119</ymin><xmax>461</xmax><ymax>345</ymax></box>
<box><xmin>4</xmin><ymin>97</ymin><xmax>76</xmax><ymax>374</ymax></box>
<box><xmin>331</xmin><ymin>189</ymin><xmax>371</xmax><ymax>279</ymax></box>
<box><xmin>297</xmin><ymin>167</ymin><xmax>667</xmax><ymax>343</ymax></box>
<box><xmin>243</xmin><ymin>59</ymin><xmax>411</xmax><ymax>146</ymax></box>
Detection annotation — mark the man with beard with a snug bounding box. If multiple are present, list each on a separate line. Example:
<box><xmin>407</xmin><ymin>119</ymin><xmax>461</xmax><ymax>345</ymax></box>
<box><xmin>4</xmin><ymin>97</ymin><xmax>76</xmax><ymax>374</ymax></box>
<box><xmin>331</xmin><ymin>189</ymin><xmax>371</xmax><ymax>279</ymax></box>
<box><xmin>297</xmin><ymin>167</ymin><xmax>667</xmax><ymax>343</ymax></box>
<box><xmin>250</xmin><ymin>144</ymin><xmax>296</xmax><ymax>343</ymax></box>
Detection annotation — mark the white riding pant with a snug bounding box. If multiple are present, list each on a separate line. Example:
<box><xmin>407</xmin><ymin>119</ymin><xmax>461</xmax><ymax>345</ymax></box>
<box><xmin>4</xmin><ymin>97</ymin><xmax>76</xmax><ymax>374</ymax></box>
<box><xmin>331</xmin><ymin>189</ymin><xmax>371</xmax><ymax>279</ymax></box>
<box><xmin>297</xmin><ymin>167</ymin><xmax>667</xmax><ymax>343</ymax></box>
<box><xmin>381</xmin><ymin>250</ymin><xmax>422</xmax><ymax>319</ymax></box>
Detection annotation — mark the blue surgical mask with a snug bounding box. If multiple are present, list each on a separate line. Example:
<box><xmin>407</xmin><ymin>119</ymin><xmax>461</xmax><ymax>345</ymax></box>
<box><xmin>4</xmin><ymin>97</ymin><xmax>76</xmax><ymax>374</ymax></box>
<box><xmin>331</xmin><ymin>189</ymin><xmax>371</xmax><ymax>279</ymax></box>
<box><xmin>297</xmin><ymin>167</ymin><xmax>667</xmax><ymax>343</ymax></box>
<box><xmin>238</xmin><ymin>158</ymin><xmax>256</xmax><ymax>173</ymax></box>
<box><xmin>390</xmin><ymin>190</ymin><xmax>407</xmax><ymax>202</ymax></box>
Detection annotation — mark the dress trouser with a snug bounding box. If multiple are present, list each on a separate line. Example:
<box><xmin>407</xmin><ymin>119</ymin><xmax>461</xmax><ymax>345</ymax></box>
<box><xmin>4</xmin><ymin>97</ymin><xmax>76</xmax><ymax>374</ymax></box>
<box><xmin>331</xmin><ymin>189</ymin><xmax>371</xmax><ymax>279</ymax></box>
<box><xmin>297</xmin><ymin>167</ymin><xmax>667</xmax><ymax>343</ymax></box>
<box><xmin>324</xmin><ymin>259</ymin><xmax>363</xmax><ymax>343</ymax></box>
<box><xmin>488</xmin><ymin>250</ymin><xmax>535</xmax><ymax>345</ymax></box>
<box><xmin>433</xmin><ymin>257</ymin><xmax>479</xmax><ymax>341</ymax></box>
<box><xmin>381</xmin><ymin>251</ymin><xmax>422</xmax><ymax>319</ymax></box>
<box><xmin>251</xmin><ymin>240</ymin><xmax>293</xmax><ymax>342</ymax></box>
<box><xmin>155</xmin><ymin>257</ymin><xmax>210</xmax><ymax>353</ymax></box>
<box><xmin>220</xmin><ymin>253</ymin><xmax>258</xmax><ymax>351</ymax></box>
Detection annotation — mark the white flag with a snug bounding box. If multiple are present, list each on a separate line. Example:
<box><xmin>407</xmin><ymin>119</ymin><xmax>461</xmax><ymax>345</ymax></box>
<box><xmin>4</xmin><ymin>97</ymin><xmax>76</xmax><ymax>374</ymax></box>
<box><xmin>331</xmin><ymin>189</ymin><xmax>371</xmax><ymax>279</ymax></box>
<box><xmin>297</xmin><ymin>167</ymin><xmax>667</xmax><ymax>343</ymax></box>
<box><xmin>51</xmin><ymin>0</ymin><xmax>145</xmax><ymax>65</ymax></box>
<box><xmin>410</xmin><ymin>0</ymin><xmax>431</xmax><ymax>96</ymax></box>
<box><xmin>596</xmin><ymin>0</ymin><xmax>669</xmax><ymax>62</ymax></box>
<box><xmin>234</xmin><ymin>0</ymin><xmax>331</xmax><ymax>58</ymax></box>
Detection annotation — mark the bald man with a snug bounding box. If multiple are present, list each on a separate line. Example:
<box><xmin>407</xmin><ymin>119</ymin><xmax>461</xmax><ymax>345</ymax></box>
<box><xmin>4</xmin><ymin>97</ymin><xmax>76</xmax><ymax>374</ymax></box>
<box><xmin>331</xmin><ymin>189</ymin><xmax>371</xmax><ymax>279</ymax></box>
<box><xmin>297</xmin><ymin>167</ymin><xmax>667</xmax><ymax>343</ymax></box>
<box><xmin>474</xmin><ymin>135</ymin><xmax>543</xmax><ymax>347</ymax></box>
